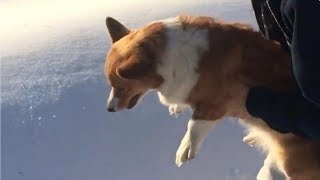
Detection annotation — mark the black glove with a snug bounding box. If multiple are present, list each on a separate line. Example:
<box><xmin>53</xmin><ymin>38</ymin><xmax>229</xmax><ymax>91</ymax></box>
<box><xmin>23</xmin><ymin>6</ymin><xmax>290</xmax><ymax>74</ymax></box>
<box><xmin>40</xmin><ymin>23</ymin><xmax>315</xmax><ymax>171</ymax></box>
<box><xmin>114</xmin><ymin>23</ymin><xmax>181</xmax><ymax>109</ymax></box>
<box><xmin>246</xmin><ymin>86</ymin><xmax>320</xmax><ymax>140</ymax></box>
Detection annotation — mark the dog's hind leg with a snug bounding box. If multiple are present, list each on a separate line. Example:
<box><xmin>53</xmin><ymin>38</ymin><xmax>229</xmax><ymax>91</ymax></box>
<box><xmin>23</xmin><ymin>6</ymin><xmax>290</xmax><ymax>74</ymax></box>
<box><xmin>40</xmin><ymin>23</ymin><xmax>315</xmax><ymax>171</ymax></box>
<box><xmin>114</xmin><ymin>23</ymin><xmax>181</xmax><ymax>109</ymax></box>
<box><xmin>257</xmin><ymin>153</ymin><xmax>287</xmax><ymax>180</ymax></box>
<box><xmin>243</xmin><ymin>133</ymin><xmax>258</xmax><ymax>147</ymax></box>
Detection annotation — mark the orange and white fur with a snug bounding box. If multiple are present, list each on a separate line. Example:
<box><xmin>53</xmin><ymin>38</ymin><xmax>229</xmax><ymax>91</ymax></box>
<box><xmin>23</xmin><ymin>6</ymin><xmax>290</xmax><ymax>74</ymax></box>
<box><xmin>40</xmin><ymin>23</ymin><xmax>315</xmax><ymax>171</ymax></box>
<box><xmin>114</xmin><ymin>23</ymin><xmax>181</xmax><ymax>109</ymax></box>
<box><xmin>104</xmin><ymin>15</ymin><xmax>320</xmax><ymax>180</ymax></box>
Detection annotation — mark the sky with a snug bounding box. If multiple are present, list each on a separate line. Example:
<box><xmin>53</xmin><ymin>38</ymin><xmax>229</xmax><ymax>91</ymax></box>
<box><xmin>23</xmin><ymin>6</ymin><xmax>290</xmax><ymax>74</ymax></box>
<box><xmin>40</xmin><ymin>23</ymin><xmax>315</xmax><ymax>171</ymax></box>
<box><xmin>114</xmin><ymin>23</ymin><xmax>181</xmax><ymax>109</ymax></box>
<box><xmin>1</xmin><ymin>0</ymin><xmax>266</xmax><ymax>180</ymax></box>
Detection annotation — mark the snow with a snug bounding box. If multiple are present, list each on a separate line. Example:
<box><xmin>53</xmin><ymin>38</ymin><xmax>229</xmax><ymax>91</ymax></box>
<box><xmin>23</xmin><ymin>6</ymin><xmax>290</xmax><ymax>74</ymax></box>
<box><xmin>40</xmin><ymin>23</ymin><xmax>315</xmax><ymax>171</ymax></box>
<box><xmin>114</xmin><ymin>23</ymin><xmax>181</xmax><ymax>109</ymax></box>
<box><xmin>1</xmin><ymin>0</ymin><xmax>264</xmax><ymax>180</ymax></box>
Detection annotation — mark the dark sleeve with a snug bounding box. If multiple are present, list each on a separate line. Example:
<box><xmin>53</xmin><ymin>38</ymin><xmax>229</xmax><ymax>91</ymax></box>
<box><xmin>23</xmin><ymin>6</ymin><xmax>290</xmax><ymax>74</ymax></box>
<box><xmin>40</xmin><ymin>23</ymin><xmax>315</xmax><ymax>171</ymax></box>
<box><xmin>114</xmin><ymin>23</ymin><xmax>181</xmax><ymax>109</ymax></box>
<box><xmin>247</xmin><ymin>0</ymin><xmax>320</xmax><ymax>139</ymax></box>
<box><xmin>290</xmin><ymin>0</ymin><xmax>320</xmax><ymax>106</ymax></box>
<box><xmin>247</xmin><ymin>86</ymin><xmax>320</xmax><ymax>140</ymax></box>
<box><xmin>251</xmin><ymin>0</ymin><xmax>289</xmax><ymax>51</ymax></box>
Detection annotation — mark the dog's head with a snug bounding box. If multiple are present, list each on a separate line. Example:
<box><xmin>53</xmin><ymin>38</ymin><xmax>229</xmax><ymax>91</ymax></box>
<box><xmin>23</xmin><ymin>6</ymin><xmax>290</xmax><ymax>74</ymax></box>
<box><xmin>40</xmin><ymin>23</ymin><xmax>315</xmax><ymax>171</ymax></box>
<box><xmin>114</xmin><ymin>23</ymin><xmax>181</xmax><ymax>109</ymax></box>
<box><xmin>104</xmin><ymin>17</ymin><xmax>164</xmax><ymax>112</ymax></box>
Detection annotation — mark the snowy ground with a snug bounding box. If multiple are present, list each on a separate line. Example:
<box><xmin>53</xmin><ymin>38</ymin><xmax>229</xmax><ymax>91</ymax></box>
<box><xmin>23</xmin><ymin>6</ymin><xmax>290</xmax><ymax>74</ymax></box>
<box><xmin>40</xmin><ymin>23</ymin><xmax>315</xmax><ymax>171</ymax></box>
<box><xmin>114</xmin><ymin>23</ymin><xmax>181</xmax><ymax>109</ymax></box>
<box><xmin>1</xmin><ymin>0</ymin><xmax>264</xmax><ymax>180</ymax></box>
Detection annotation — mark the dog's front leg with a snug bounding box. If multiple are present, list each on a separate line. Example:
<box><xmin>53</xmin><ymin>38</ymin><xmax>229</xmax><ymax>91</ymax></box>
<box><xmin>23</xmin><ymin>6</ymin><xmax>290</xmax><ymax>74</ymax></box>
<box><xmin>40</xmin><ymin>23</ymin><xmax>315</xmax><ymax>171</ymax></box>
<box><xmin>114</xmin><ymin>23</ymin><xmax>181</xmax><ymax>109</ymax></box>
<box><xmin>175</xmin><ymin>119</ymin><xmax>217</xmax><ymax>167</ymax></box>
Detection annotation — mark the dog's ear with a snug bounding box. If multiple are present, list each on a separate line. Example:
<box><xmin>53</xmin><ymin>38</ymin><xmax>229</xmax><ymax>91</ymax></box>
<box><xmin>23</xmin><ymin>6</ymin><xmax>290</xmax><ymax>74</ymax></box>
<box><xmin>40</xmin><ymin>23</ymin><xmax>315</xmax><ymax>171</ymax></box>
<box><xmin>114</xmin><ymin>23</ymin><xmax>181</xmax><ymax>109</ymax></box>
<box><xmin>106</xmin><ymin>17</ymin><xmax>130</xmax><ymax>43</ymax></box>
<box><xmin>116</xmin><ymin>58</ymin><xmax>151</xmax><ymax>79</ymax></box>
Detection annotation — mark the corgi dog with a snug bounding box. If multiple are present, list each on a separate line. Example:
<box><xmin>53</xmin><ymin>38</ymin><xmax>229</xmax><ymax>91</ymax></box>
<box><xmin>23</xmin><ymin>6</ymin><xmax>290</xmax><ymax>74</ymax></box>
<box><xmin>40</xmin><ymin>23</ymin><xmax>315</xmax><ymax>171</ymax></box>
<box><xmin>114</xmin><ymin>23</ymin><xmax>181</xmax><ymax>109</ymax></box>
<box><xmin>104</xmin><ymin>15</ymin><xmax>320</xmax><ymax>180</ymax></box>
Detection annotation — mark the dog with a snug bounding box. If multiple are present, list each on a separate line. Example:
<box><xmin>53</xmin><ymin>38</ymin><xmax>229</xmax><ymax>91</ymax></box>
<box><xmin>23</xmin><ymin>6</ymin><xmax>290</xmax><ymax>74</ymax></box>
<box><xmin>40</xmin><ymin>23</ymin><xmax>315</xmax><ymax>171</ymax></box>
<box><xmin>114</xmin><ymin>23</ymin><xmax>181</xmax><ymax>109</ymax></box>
<box><xmin>104</xmin><ymin>15</ymin><xmax>320</xmax><ymax>180</ymax></box>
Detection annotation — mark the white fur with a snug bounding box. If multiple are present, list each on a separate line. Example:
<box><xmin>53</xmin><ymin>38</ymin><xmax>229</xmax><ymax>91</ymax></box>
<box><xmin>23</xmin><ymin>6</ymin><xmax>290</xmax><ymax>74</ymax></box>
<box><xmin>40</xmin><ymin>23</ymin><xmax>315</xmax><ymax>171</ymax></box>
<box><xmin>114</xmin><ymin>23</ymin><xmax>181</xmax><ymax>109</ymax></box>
<box><xmin>107</xmin><ymin>88</ymin><xmax>118</xmax><ymax>111</ymax></box>
<box><xmin>156</xmin><ymin>17</ymin><xmax>209</xmax><ymax>109</ymax></box>
<box><xmin>257</xmin><ymin>153</ymin><xmax>274</xmax><ymax>180</ymax></box>
<box><xmin>176</xmin><ymin>119</ymin><xmax>218</xmax><ymax>166</ymax></box>
<box><xmin>241</xmin><ymin>118</ymin><xmax>289</xmax><ymax>179</ymax></box>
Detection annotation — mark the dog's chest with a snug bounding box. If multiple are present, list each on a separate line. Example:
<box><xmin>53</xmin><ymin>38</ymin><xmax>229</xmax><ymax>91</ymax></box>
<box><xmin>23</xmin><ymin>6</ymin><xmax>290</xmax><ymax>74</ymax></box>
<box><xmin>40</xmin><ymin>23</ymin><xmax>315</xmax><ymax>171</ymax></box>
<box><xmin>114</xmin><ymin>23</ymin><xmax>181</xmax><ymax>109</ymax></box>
<box><xmin>156</xmin><ymin>38</ymin><xmax>200</xmax><ymax>106</ymax></box>
<box><xmin>155</xmin><ymin>20</ymin><xmax>209</xmax><ymax>107</ymax></box>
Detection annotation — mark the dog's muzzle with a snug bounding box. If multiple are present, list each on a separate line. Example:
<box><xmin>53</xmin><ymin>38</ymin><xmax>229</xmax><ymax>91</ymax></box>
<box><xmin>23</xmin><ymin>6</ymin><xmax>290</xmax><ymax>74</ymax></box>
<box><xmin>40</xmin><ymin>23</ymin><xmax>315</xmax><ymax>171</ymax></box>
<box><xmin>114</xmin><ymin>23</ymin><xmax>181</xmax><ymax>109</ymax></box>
<box><xmin>107</xmin><ymin>88</ymin><xmax>118</xmax><ymax>112</ymax></box>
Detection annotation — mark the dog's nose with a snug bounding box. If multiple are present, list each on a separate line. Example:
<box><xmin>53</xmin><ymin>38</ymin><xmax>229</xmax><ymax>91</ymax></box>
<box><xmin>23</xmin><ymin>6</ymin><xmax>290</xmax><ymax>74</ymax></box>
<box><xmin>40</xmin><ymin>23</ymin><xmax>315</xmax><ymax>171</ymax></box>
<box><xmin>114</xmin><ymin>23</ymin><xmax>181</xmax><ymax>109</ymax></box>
<box><xmin>107</xmin><ymin>107</ymin><xmax>116</xmax><ymax>112</ymax></box>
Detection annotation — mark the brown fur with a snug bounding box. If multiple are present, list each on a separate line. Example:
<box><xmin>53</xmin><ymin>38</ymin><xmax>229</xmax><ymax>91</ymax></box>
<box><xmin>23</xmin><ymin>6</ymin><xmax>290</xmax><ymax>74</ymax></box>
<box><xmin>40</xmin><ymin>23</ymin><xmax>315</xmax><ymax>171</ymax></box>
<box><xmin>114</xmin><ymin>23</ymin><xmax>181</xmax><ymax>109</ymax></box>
<box><xmin>179</xmin><ymin>15</ymin><xmax>320</xmax><ymax>180</ymax></box>
<box><xmin>105</xmin><ymin>22</ymin><xmax>164</xmax><ymax>110</ymax></box>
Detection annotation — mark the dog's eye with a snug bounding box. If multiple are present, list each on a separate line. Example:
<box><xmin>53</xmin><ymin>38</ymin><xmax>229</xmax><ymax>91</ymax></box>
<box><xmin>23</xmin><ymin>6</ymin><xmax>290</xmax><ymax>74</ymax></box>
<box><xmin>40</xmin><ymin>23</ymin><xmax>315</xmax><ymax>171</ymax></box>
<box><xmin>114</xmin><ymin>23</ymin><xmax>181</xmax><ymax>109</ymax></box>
<box><xmin>114</xmin><ymin>87</ymin><xmax>126</xmax><ymax>96</ymax></box>
<box><xmin>116</xmin><ymin>87</ymin><xmax>125</xmax><ymax>92</ymax></box>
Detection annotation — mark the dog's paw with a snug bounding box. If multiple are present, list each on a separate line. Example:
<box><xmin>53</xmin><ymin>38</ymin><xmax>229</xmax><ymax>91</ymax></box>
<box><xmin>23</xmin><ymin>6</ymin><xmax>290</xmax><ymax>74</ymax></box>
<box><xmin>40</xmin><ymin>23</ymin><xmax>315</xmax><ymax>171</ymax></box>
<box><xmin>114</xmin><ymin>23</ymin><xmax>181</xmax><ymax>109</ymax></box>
<box><xmin>175</xmin><ymin>132</ymin><xmax>199</xmax><ymax>167</ymax></box>
<box><xmin>243</xmin><ymin>134</ymin><xmax>256</xmax><ymax>147</ymax></box>
<box><xmin>169</xmin><ymin>105</ymin><xmax>183</xmax><ymax>117</ymax></box>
